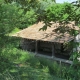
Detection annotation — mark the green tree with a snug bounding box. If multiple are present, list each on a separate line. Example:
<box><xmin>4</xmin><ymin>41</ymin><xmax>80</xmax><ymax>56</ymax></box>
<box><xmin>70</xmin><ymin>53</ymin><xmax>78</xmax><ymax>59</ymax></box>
<box><xmin>0</xmin><ymin>3</ymin><xmax>19</xmax><ymax>36</ymax></box>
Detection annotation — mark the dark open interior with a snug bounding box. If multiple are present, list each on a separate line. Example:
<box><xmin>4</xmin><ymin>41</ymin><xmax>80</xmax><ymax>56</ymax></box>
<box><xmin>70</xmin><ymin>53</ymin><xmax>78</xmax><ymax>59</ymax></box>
<box><xmin>54</xmin><ymin>43</ymin><xmax>71</xmax><ymax>60</ymax></box>
<box><xmin>38</xmin><ymin>41</ymin><xmax>52</xmax><ymax>56</ymax></box>
<box><xmin>20</xmin><ymin>39</ymin><xmax>72</xmax><ymax>60</ymax></box>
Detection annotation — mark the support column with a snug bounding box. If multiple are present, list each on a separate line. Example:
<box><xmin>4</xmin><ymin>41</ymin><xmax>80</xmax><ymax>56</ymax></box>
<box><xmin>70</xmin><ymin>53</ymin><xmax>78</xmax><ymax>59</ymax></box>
<box><xmin>52</xmin><ymin>43</ymin><xmax>55</xmax><ymax>58</ymax></box>
<box><xmin>35</xmin><ymin>40</ymin><xmax>38</xmax><ymax>55</ymax></box>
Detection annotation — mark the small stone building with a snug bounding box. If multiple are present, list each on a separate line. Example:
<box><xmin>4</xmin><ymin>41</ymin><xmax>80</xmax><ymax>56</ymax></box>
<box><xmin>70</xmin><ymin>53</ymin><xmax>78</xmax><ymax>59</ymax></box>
<box><xmin>13</xmin><ymin>22</ymin><xmax>80</xmax><ymax>64</ymax></box>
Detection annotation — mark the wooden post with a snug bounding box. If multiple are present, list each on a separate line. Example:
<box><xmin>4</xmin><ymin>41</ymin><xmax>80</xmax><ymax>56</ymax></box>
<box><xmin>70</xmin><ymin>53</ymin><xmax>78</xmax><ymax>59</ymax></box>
<box><xmin>52</xmin><ymin>43</ymin><xmax>55</xmax><ymax>58</ymax></box>
<box><xmin>35</xmin><ymin>40</ymin><xmax>38</xmax><ymax>55</ymax></box>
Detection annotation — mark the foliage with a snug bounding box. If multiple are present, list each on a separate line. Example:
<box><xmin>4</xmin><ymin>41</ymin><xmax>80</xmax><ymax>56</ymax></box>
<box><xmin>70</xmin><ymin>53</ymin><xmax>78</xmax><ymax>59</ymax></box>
<box><xmin>0</xmin><ymin>2</ymin><xmax>37</xmax><ymax>36</ymax></box>
<box><xmin>18</xmin><ymin>9</ymin><xmax>37</xmax><ymax>29</ymax></box>
<box><xmin>0</xmin><ymin>3</ymin><xmax>19</xmax><ymax>36</ymax></box>
<box><xmin>37</xmin><ymin>3</ymin><xmax>78</xmax><ymax>31</ymax></box>
<box><xmin>0</xmin><ymin>0</ymin><xmax>80</xmax><ymax>80</ymax></box>
<box><xmin>45</xmin><ymin>3</ymin><xmax>75</xmax><ymax>21</ymax></box>
<box><xmin>0</xmin><ymin>36</ymin><xmax>63</xmax><ymax>80</ymax></box>
<box><xmin>36</xmin><ymin>2</ymin><xmax>80</xmax><ymax>70</ymax></box>
<box><xmin>9</xmin><ymin>27</ymin><xmax>20</xmax><ymax>36</ymax></box>
<box><xmin>1</xmin><ymin>36</ymin><xmax>80</xmax><ymax>80</ymax></box>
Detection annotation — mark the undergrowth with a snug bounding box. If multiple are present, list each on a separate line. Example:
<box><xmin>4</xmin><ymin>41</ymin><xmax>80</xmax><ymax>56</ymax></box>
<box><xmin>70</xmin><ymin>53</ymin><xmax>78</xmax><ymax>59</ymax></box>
<box><xmin>0</xmin><ymin>36</ymin><xmax>80</xmax><ymax>80</ymax></box>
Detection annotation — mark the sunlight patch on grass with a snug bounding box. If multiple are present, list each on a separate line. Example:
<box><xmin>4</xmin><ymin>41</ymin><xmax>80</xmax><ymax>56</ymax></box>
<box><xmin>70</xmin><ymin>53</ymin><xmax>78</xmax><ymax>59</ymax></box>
<box><xmin>9</xmin><ymin>27</ymin><xmax>20</xmax><ymax>36</ymax></box>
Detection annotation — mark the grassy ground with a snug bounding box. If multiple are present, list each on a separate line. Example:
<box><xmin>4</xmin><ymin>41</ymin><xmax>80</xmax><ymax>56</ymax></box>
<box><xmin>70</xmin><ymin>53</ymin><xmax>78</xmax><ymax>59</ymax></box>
<box><xmin>0</xmin><ymin>62</ymin><xmax>63</xmax><ymax>80</ymax></box>
<box><xmin>0</xmin><ymin>35</ymin><xmax>64</xmax><ymax>80</ymax></box>
<box><xmin>0</xmin><ymin>49</ymin><xmax>63</xmax><ymax>80</ymax></box>
<box><xmin>8</xmin><ymin>27</ymin><xmax>20</xmax><ymax>36</ymax></box>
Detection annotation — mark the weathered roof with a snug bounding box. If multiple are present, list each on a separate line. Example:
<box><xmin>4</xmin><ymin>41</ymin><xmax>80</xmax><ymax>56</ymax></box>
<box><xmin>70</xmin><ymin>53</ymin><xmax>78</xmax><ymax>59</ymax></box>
<box><xmin>13</xmin><ymin>22</ymin><xmax>80</xmax><ymax>43</ymax></box>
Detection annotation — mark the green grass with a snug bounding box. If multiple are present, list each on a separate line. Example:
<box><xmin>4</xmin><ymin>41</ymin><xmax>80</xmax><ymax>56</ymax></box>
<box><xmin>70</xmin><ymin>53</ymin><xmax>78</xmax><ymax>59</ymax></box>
<box><xmin>8</xmin><ymin>27</ymin><xmax>20</xmax><ymax>36</ymax></box>
<box><xmin>0</xmin><ymin>62</ymin><xmax>63</xmax><ymax>80</ymax></box>
<box><xmin>0</xmin><ymin>36</ymin><xmax>64</xmax><ymax>80</ymax></box>
<box><xmin>2</xmin><ymin>30</ymin><xmax>79</xmax><ymax>80</ymax></box>
<box><xmin>0</xmin><ymin>48</ymin><xmax>63</xmax><ymax>80</ymax></box>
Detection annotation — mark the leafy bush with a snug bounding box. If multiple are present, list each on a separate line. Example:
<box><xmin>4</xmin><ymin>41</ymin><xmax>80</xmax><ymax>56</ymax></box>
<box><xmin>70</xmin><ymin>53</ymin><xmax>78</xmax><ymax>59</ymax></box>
<box><xmin>0</xmin><ymin>3</ymin><xmax>19</xmax><ymax>36</ymax></box>
<box><xmin>18</xmin><ymin>9</ymin><xmax>37</xmax><ymax>29</ymax></box>
<box><xmin>44</xmin><ymin>3</ymin><xmax>76</xmax><ymax>22</ymax></box>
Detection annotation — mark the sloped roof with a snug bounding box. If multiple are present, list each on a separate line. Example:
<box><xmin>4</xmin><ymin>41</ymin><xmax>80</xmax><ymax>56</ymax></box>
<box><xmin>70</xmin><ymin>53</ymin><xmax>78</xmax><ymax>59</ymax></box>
<box><xmin>13</xmin><ymin>22</ymin><xmax>80</xmax><ymax>43</ymax></box>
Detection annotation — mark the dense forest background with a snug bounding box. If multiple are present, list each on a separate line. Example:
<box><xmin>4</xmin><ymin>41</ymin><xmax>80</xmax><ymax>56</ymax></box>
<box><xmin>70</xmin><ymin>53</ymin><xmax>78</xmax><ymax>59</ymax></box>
<box><xmin>0</xmin><ymin>0</ymin><xmax>80</xmax><ymax>80</ymax></box>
